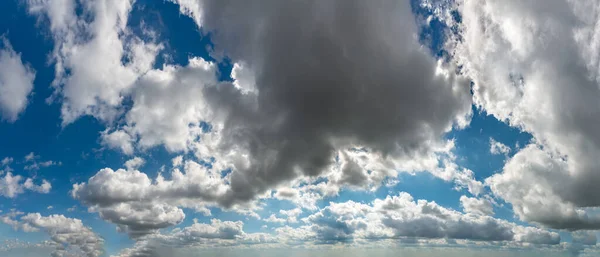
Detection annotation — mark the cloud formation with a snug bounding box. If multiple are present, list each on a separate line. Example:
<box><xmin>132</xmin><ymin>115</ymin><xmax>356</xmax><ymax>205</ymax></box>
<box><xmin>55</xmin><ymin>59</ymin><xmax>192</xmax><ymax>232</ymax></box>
<box><xmin>0</xmin><ymin>38</ymin><xmax>35</xmax><ymax>122</ymax></box>
<box><xmin>0</xmin><ymin>172</ymin><xmax>51</xmax><ymax>198</ymax></box>
<box><xmin>442</xmin><ymin>0</ymin><xmax>600</xmax><ymax>230</ymax></box>
<box><xmin>1</xmin><ymin>212</ymin><xmax>103</xmax><ymax>257</ymax></box>
<box><xmin>27</xmin><ymin>0</ymin><xmax>161</xmax><ymax>124</ymax></box>
<box><xmin>113</xmin><ymin>191</ymin><xmax>561</xmax><ymax>257</ymax></box>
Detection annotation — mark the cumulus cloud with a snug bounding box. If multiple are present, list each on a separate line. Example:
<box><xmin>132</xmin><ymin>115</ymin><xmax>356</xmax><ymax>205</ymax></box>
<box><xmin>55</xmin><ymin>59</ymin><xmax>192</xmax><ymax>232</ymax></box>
<box><xmin>303</xmin><ymin>192</ymin><xmax>558</xmax><ymax>244</ymax></box>
<box><xmin>27</xmin><ymin>0</ymin><xmax>161</xmax><ymax>124</ymax></box>
<box><xmin>0</xmin><ymin>37</ymin><xmax>35</xmax><ymax>122</ymax></box>
<box><xmin>434</xmin><ymin>0</ymin><xmax>600</xmax><ymax>230</ymax></box>
<box><xmin>489</xmin><ymin>138</ymin><xmax>511</xmax><ymax>155</ymax></box>
<box><xmin>71</xmin><ymin>159</ymin><xmax>228</xmax><ymax>237</ymax></box>
<box><xmin>1</xmin><ymin>212</ymin><xmax>104</xmax><ymax>257</ymax></box>
<box><xmin>101</xmin><ymin>129</ymin><xmax>135</xmax><ymax>156</ymax></box>
<box><xmin>460</xmin><ymin>195</ymin><xmax>494</xmax><ymax>216</ymax></box>
<box><xmin>112</xmin><ymin>219</ymin><xmax>274</xmax><ymax>257</ymax></box>
<box><xmin>124</xmin><ymin>157</ymin><xmax>145</xmax><ymax>171</ymax></box>
<box><xmin>0</xmin><ymin>172</ymin><xmax>51</xmax><ymax>198</ymax></box>
<box><xmin>114</xmin><ymin>192</ymin><xmax>561</xmax><ymax>256</ymax></box>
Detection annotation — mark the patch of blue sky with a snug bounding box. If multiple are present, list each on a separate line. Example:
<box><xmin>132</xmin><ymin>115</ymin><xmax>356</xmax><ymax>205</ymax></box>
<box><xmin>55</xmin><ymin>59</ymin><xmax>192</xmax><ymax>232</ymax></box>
<box><xmin>449</xmin><ymin>108</ymin><xmax>532</xmax><ymax>181</ymax></box>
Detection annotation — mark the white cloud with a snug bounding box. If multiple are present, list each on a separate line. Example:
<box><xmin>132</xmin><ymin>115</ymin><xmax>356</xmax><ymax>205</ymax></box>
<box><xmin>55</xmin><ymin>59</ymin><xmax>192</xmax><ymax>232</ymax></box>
<box><xmin>23</xmin><ymin>178</ymin><xmax>51</xmax><ymax>194</ymax></box>
<box><xmin>27</xmin><ymin>0</ymin><xmax>162</xmax><ymax>124</ymax></box>
<box><xmin>114</xmin><ymin>191</ymin><xmax>562</xmax><ymax>256</ymax></box>
<box><xmin>24</xmin><ymin>152</ymin><xmax>36</xmax><ymax>162</ymax></box>
<box><xmin>1</xmin><ymin>212</ymin><xmax>104</xmax><ymax>257</ymax></box>
<box><xmin>231</xmin><ymin>62</ymin><xmax>257</xmax><ymax>94</ymax></box>
<box><xmin>0</xmin><ymin>172</ymin><xmax>51</xmax><ymax>198</ymax></box>
<box><xmin>172</xmin><ymin>156</ymin><xmax>184</xmax><ymax>167</ymax></box>
<box><xmin>460</xmin><ymin>195</ymin><xmax>494</xmax><ymax>216</ymax></box>
<box><xmin>0</xmin><ymin>38</ymin><xmax>35</xmax><ymax>122</ymax></box>
<box><xmin>112</xmin><ymin>218</ymin><xmax>274</xmax><ymax>257</ymax></box>
<box><xmin>124</xmin><ymin>157</ymin><xmax>145</xmax><ymax>171</ymax></box>
<box><xmin>490</xmin><ymin>138</ymin><xmax>511</xmax><ymax>155</ymax></box>
<box><xmin>22</xmin><ymin>153</ymin><xmax>60</xmax><ymax>171</ymax></box>
<box><xmin>429</xmin><ymin>158</ymin><xmax>484</xmax><ymax>196</ymax></box>
<box><xmin>304</xmin><ymin>192</ymin><xmax>558</xmax><ymax>244</ymax></box>
<box><xmin>119</xmin><ymin>58</ymin><xmax>218</xmax><ymax>153</ymax></box>
<box><xmin>1</xmin><ymin>157</ymin><xmax>12</xmax><ymax>166</ymax></box>
<box><xmin>101</xmin><ymin>129</ymin><xmax>135</xmax><ymax>155</ymax></box>
<box><xmin>24</xmin><ymin>160</ymin><xmax>59</xmax><ymax>171</ymax></box>
<box><xmin>279</xmin><ymin>208</ymin><xmax>303</xmax><ymax>223</ymax></box>
<box><xmin>438</xmin><ymin>0</ymin><xmax>600</xmax><ymax>230</ymax></box>
<box><xmin>72</xmin><ymin>158</ymin><xmax>228</xmax><ymax>237</ymax></box>
<box><xmin>264</xmin><ymin>214</ymin><xmax>286</xmax><ymax>224</ymax></box>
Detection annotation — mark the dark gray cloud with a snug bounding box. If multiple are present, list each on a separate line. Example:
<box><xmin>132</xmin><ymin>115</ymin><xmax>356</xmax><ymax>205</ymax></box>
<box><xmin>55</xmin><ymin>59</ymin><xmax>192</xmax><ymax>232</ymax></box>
<box><xmin>73</xmin><ymin>0</ymin><xmax>473</xmax><ymax>237</ymax></box>
<box><xmin>185</xmin><ymin>0</ymin><xmax>472</xmax><ymax>207</ymax></box>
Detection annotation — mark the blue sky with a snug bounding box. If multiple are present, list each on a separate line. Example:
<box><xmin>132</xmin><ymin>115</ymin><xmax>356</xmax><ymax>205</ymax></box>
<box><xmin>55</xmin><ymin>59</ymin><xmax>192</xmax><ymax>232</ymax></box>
<box><xmin>0</xmin><ymin>0</ymin><xmax>600</xmax><ymax>257</ymax></box>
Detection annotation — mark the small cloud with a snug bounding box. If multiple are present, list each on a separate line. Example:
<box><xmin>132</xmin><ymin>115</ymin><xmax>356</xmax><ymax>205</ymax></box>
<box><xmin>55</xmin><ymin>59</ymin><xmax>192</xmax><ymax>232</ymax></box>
<box><xmin>489</xmin><ymin>138</ymin><xmax>511</xmax><ymax>155</ymax></box>
<box><xmin>124</xmin><ymin>157</ymin><xmax>145</xmax><ymax>171</ymax></box>
<box><xmin>24</xmin><ymin>160</ymin><xmax>59</xmax><ymax>171</ymax></box>
<box><xmin>47</xmin><ymin>206</ymin><xmax>53</xmax><ymax>210</ymax></box>
<box><xmin>1</xmin><ymin>157</ymin><xmax>13</xmax><ymax>166</ymax></box>
<box><xmin>24</xmin><ymin>152</ymin><xmax>38</xmax><ymax>162</ymax></box>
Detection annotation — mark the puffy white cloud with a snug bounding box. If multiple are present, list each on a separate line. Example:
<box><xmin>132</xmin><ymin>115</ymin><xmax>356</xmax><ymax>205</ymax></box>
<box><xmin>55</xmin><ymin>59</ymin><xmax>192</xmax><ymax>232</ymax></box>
<box><xmin>0</xmin><ymin>172</ymin><xmax>51</xmax><ymax>198</ymax></box>
<box><xmin>124</xmin><ymin>157</ymin><xmax>145</xmax><ymax>171</ymax></box>
<box><xmin>460</xmin><ymin>195</ymin><xmax>494</xmax><ymax>216</ymax></box>
<box><xmin>27</xmin><ymin>0</ymin><xmax>161</xmax><ymax>124</ymax></box>
<box><xmin>101</xmin><ymin>129</ymin><xmax>135</xmax><ymax>156</ymax></box>
<box><xmin>431</xmin><ymin>160</ymin><xmax>484</xmax><ymax>196</ymax></box>
<box><xmin>485</xmin><ymin>145</ymin><xmax>600</xmax><ymax>229</ymax></box>
<box><xmin>231</xmin><ymin>62</ymin><xmax>256</xmax><ymax>94</ymax></box>
<box><xmin>23</xmin><ymin>178</ymin><xmax>51</xmax><ymax>194</ymax></box>
<box><xmin>0</xmin><ymin>38</ymin><xmax>35</xmax><ymax>122</ymax></box>
<box><xmin>112</xmin><ymin>191</ymin><xmax>565</xmax><ymax>256</ymax></box>
<box><xmin>438</xmin><ymin>0</ymin><xmax>600</xmax><ymax>230</ymax></box>
<box><xmin>1</xmin><ymin>212</ymin><xmax>104</xmax><ymax>257</ymax></box>
<box><xmin>120</xmin><ymin>58</ymin><xmax>218</xmax><ymax>153</ymax></box>
<box><xmin>302</xmin><ymin>192</ymin><xmax>559</xmax><ymax>244</ymax></box>
<box><xmin>279</xmin><ymin>208</ymin><xmax>303</xmax><ymax>223</ymax></box>
<box><xmin>99</xmin><ymin>202</ymin><xmax>185</xmax><ymax>239</ymax></box>
<box><xmin>112</xmin><ymin>219</ymin><xmax>274</xmax><ymax>257</ymax></box>
<box><xmin>489</xmin><ymin>138</ymin><xmax>511</xmax><ymax>155</ymax></box>
<box><xmin>264</xmin><ymin>214</ymin><xmax>286</xmax><ymax>224</ymax></box>
<box><xmin>71</xmin><ymin>159</ymin><xmax>229</xmax><ymax>237</ymax></box>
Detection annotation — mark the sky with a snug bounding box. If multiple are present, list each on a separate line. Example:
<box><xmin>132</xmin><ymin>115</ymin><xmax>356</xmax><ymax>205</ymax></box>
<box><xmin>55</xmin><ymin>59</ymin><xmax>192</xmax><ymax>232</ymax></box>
<box><xmin>0</xmin><ymin>0</ymin><xmax>600</xmax><ymax>256</ymax></box>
